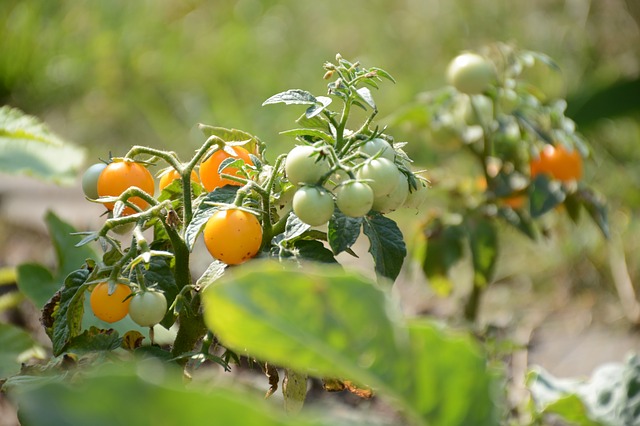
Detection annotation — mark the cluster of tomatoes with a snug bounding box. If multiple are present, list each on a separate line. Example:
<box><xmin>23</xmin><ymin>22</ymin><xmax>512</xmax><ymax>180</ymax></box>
<box><xmin>444</xmin><ymin>51</ymin><xmax>584</xmax><ymax>206</ymax></box>
<box><xmin>285</xmin><ymin>138</ymin><xmax>428</xmax><ymax>226</ymax></box>
<box><xmin>81</xmin><ymin>145</ymin><xmax>260</xmax><ymax>325</ymax></box>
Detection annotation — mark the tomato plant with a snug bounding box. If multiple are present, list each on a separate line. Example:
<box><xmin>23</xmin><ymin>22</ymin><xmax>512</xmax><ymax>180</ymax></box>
<box><xmin>97</xmin><ymin>160</ymin><xmax>155</xmax><ymax>216</ymax></box>
<box><xmin>128</xmin><ymin>290</ymin><xmax>168</xmax><ymax>327</ymax></box>
<box><xmin>89</xmin><ymin>282</ymin><xmax>132</xmax><ymax>323</ymax></box>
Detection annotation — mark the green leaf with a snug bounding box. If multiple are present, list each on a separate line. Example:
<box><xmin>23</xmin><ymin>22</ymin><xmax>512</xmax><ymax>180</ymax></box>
<box><xmin>195</xmin><ymin>260</ymin><xmax>227</xmax><ymax>291</ymax></box>
<box><xmin>0</xmin><ymin>322</ymin><xmax>41</xmax><ymax>378</ymax></box>
<box><xmin>328</xmin><ymin>210</ymin><xmax>362</xmax><ymax>255</ymax></box>
<box><xmin>279</xmin><ymin>128</ymin><xmax>334</xmax><ymax>143</ymax></box>
<box><xmin>281</xmin><ymin>214</ymin><xmax>311</xmax><ymax>243</ymax></box>
<box><xmin>185</xmin><ymin>186</ymin><xmax>239</xmax><ymax>250</ymax></box>
<box><xmin>142</xmin><ymin>257</ymin><xmax>179</xmax><ymax>329</ymax></box>
<box><xmin>12</xmin><ymin>361</ymin><xmax>334</xmax><ymax>426</ymax></box>
<box><xmin>47</xmin><ymin>269</ymin><xmax>89</xmax><ymax>356</ymax></box>
<box><xmin>578</xmin><ymin>188</ymin><xmax>610</xmax><ymax>239</ymax></box>
<box><xmin>65</xmin><ymin>326</ymin><xmax>123</xmax><ymax>354</ymax></box>
<box><xmin>369</xmin><ymin>67</ymin><xmax>396</xmax><ymax>84</ymax></box>
<box><xmin>202</xmin><ymin>261</ymin><xmax>500</xmax><ymax>425</ymax></box>
<box><xmin>406</xmin><ymin>320</ymin><xmax>500</xmax><ymax>425</ymax></box>
<box><xmin>203</xmin><ymin>261</ymin><xmax>406</xmax><ymax>398</ymax></box>
<box><xmin>262</xmin><ymin>89</ymin><xmax>318</xmax><ymax>106</ymax></box>
<box><xmin>0</xmin><ymin>106</ymin><xmax>85</xmax><ymax>184</ymax></box>
<box><xmin>292</xmin><ymin>240</ymin><xmax>338</xmax><ymax>264</ymax></box>
<box><xmin>198</xmin><ymin>124</ymin><xmax>260</xmax><ymax>154</ymax></box>
<box><xmin>466</xmin><ymin>215</ymin><xmax>499</xmax><ymax>287</ymax></box>
<box><xmin>305</xmin><ymin>96</ymin><xmax>332</xmax><ymax>118</ymax></box>
<box><xmin>528</xmin><ymin>174</ymin><xmax>565</xmax><ymax>218</ymax></box>
<box><xmin>17</xmin><ymin>211</ymin><xmax>97</xmax><ymax>308</ymax></box>
<box><xmin>362</xmin><ymin>213</ymin><xmax>407</xmax><ymax>283</ymax></box>
<box><xmin>356</xmin><ymin>87</ymin><xmax>376</xmax><ymax>109</ymax></box>
<box><xmin>497</xmin><ymin>207</ymin><xmax>538</xmax><ymax>240</ymax></box>
<box><xmin>422</xmin><ymin>221</ymin><xmax>466</xmax><ymax>295</ymax></box>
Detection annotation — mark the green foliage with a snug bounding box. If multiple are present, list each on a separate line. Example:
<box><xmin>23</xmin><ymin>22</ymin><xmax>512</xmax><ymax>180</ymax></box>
<box><xmin>0</xmin><ymin>106</ymin><xmax>84</xmax><ymax>184</ymax></box>
<box><xmin>0</xmin><ymin>323</ymin><xmax>41</xmax><ymax>378</ymax></box>
<box><xmin>203</xmin><ymin>261</ymin><xmax>500</xmax><ymax>425</ymax></box>
<box><xmin>16</xmin><ymin>211</ymin><xmax>97</xmax><ymax>309</ymax></box>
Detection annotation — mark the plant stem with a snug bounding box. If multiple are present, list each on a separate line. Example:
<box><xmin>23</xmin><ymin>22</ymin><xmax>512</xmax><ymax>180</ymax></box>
<box><xmin>463</xmin><ymin>282</ymin><xmax>483</xmax><ymax>323</ymax></box>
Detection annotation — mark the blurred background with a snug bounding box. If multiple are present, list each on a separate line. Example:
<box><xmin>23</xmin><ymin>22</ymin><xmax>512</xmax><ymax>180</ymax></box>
<box><xmin>1</xmin><ymin>0</ymin><xmax>640</xmax><ymax>378</ymax></box>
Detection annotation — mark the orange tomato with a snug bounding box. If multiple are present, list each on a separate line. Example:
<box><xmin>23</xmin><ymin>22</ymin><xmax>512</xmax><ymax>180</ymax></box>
<box><xmin>200</xmin><ymin>146</ymin><xmax>253</xmax><ymax>192</ymax></box>
<box><xmin>158</xmin><ymin>169</ymin><xmax>200</xmax><ymax>191</ymax></box>
<box><xmin>90</xmin><ymin>282</ymin><xmax>132</xmax><ymax>323</ymax></box>
<box><xmin>97</xmin><ymin>160</ymin><xmax>155</xmax><ymax>215</ymax></box>
<box><xmin>203</xmin><ymin>209</ymin><xmax>262</xmax><ymax>265</ymax></box>
<box><xmin>530</xmin><ymin>144</ymin><xmax>582</xmax><ymax>182</ymax></box>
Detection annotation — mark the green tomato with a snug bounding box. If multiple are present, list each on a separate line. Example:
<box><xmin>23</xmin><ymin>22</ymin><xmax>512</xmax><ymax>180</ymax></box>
<box><xmin>128</xmin><ymin>290</ymin><xmax>168</xmax><ymax>327</ymax></box>
<box><xmin>403</xmin><ymin>178</ymin><xmax>429</xmax><ymax>210</ymax></box>
<box><xmin>372</xmin><ymin>172</ymin><xmax>409</xmax><ymax>213</ymax></box>
<box><xmin>285</xmin><ymin>145</ymin><xmax>331</xmax><ymax>186</ymax></box>
<box><xmin>81</xmin><ymin>163</ymin><xmax>107</xmax><ymax>200</ymax></box>
<box><xmin>335</xmin><ymin>181</ymin><xmax>374</xmax><ymax>218</ymax></box>
<box><xmin>292</xmin><ymin>186</ymin><xmax>334</xmax><ymax>226</ymax></box>
<box><xmin>357</xmin><ymin>138</ymin><xmax>395</xmax><ymax>161</ymax></box>
<box><xmin>461</xmin><ymin>95</ymin><xmax>494</xmax><ymax>126</ymax></box>
<box><xmin>447</xmin><ymin>53</ymin><xmax>496</xmax><ymax>94</ymax></box>
<box><xmin>355</xmin><ymin>158</ymin><xmax>401</xmax><ymax>197</ymax></box>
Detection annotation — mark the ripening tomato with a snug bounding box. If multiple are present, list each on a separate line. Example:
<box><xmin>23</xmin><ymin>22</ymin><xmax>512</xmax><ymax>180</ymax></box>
<box><xmin>158</xmin><ymin>169</ymin><xmax>200</xmax><ymax>191</ymax></box>
<box><xmin>530</xmin><ymin>144</ymin><xmax>582</xmax><ymax>182</ymax></box>
<box><xmin>200</xmin><ymin>146</ymin><xmax>253</xmax><ymax>192</ymax></box>
<box><xmin>82</xmin><ymin>163</ymin><xmax>107</xmax><ymax>200</ymax></box>
<box><xmin>128</xmin><ymin>290</ymin><xmax>168</xmax><ymax>327</ymax></box>
<box><xmin>97</xmin><ymin>160</ymin><xmax>155</xmax><ymax>216</ymax></box>
<box><xmin>203</xmin><ymin>209</ymin><xmax>262</xmax><ymax>265</ymax></box>
<box><xmin>90</xmin><ymin>282</ymin><xmax>132</xmax><ymax>323</ymax></box>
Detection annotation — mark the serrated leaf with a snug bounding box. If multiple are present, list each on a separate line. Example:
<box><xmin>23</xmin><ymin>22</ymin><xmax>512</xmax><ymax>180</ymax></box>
<box><xmin>185</xmin><ymin>186</ymin><xmax>239</xmax><ymax>250</ymax></box>
<box><xmin>0</xmin><ymin>322</ymin><xmax>41</xmax><ymax>378</ymax></box>
<box><xmin>528</xmin><ymin>174</ymin><xmax>565</xmax><ymax>217</ymax></box>
<box><xmin>328</xmin><ymin>211</ymin><xmax>362</xmax><ymax>255</ymax></box>
<box><xmin>198</xmin><ymin>124</ymin><xmax>260</xmax><ymax>154</ymax></box>
<box><xmin>202</xmin><ymin>261</ymin><xmax>499</xmax><ymax>425</ymax></box>
<box><xmin>195</xmin><ymin>260</ymin><xmax>227</xmax><ymax>291</ymax></box>
<box><xmin>65</xmin><ymin>326</ymin><xmax>122</xmax><ymax>354</ymax></box>
<box><xmin>50</xmin><ymin>269</ymin><xmax>89</xmax><ymax>356</ymax></box>
<box><xmin>296</xmin><ymin>113</ymin><xmax>330</xmax><ymax>131</ymax></box>
<box><xmin>281</xmin><ymin>214</ymin><xmax>311</xmax><ymax>243</ymax></box>
<box><xmin>262</xmin><ymin>89</ymin><xmax>318</xmax><ymax>106</ymax></box>
<box><xmin>0</xmin><ymin>106</ymin><xmax>85</xmax><ymax>184</ymax></box>
<box><xmin>279</xmin><ymin>128</ymin><xmax>334</xmax><ymax>143</ymax></box>
<box><xmin>293</xmin><ymin>240</ymin><xmax>338</xmax><ymax>264</ymax></box>
<box><xmin>362</xmin><ymin>213</ymin><xmax>406</xmax><ymax>283</ymax></box>
<box><xmin>356</xmin><ymin>87</ymin><xmax>376</xmax><ymax>109</ymax></box>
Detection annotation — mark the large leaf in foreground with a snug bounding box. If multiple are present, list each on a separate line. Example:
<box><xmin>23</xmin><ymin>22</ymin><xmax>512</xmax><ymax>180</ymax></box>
<box><xmin>0</xmin><ymin>106</ymin><xmax>85</xmax><ymax>184</ymax></box>
<box><xmin>203</xmin><ymin>261</ymin><xmax>499</xmax><ymax>425</ymax></box>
